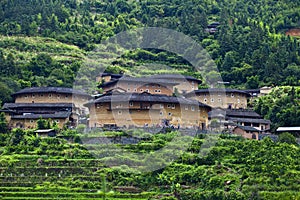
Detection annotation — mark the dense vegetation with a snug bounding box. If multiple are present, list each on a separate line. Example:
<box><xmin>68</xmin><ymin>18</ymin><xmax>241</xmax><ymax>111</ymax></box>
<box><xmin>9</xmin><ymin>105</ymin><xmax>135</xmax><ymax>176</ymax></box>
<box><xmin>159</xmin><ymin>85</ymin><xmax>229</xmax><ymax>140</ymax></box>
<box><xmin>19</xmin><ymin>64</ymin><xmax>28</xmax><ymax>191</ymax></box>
<box><xmin>0</xmin><ymin>1</ymin><xmax>299</xmax><ymax>198</ymax></box>
<box><xmin>0</xmin><ymin>126</ymin><xmax>299</xmax><ymax>199</ymax></box>
<box><xmin>254</xmin><ymin>86</ymin><xmax>300</xmax><ymax>131</ymax></box>
<box><xmin>0</xmin><ymin>0</ymin><xmax>300</xmax><ymax>103</ymax></box>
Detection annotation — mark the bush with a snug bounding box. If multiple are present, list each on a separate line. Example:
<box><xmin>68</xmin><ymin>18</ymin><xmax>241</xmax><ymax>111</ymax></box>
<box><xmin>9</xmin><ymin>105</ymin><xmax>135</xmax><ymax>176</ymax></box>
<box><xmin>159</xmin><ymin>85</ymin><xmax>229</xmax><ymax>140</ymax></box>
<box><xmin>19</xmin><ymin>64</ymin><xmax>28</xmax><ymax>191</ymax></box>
<box><xmin>278</xmin><ymin>132</ymin><xmax>297</xmax><ymax>145</ymax></box>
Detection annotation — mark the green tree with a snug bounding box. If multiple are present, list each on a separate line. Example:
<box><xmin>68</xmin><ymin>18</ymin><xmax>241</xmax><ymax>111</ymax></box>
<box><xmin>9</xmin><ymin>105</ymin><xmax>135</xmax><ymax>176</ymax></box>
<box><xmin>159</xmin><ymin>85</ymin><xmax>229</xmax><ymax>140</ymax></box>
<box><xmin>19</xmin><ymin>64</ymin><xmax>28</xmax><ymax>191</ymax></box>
<box><xmin>278</xmin><ymin>132</ymin><xmax>297</xmax><ymax>145</ymax></box>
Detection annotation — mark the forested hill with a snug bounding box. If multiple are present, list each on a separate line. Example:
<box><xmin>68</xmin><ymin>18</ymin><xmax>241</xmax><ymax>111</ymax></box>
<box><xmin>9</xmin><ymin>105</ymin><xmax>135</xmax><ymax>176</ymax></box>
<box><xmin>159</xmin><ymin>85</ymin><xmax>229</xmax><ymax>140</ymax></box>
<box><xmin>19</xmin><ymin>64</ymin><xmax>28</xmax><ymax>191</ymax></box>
<box><xmin>0</xmin><ymin>0</ymin><xmax>300</xmax><ymax>103</ymax></box>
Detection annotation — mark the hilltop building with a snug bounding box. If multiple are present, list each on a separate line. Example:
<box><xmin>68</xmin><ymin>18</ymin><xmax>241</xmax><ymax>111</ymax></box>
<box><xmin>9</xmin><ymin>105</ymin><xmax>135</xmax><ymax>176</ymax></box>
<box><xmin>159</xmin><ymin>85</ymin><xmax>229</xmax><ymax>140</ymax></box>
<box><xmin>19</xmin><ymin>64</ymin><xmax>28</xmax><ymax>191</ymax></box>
<box><xmin>2</xmin><ymin>87</ymin><xmax>91</xmax><ymax>129</ymax></box>
<box><xmin>97</xmin><ymin>73</ymin><xmax>202</xmax><ymax>95</ymax></box>
<box><xmin>185</xmin><ymin>88</ymin><xmax>250</xmax><ymax>109</ymax></box>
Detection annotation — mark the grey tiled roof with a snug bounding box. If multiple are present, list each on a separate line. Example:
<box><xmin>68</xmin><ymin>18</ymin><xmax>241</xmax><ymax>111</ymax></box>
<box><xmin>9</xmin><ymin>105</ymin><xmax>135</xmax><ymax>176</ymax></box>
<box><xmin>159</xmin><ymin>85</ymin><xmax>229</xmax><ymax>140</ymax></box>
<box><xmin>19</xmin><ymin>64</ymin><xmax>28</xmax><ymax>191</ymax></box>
<box><xmin>186</xmin><ymin>88</ymin><xmax>251</xmax><ymax>97</ymax></box>
<box><xmin>12</xmin><ymin>87</ymin><xmax>90</xmax><ymax>97</ymax></box>
<box><xmin>11</xmin><ymin>111</ymin><xmax>72</xmax><ymax>119</ymax></box>
<box><xmin>235</xmin><ymin>125</ymin><xmax>259</xmax><ymax>132</ymax></box>
<box><xmin>3</xmin><ymin>103</ymin><xmax>74</xmax><ymax>109</ymax></box>
<box><xmin>225</xmin><ymin>109</ymin><xmax>261</xmax><ymax>118</ymax></box>
<box><xmin>85</xmin><ymin>92</ymin><xmax>211</xmax><ymax>108</ymax></box>
<box><xmin>101</xmin><ymin>76</ymin><xmax>179</xmax><ymax>87</ymax></box>
<box><xmin>229</xmin><ymin>117</ymin><xmax>271</xmax><ymax>124</ymax></box>
<box><xmin>150</xmin><ymin>74</ymin><xmax>202</xmax><ymax>83</ymax></box>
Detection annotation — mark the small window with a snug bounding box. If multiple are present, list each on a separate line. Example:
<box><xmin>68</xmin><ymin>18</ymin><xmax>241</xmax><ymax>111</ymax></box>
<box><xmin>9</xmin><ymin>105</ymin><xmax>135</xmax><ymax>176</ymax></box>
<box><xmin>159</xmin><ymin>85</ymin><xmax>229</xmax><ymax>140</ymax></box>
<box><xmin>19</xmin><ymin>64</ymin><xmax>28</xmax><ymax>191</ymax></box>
<box><xmin>32</xmin><ymin>94</ymin><xmax>35</xmax><ymax>98</ymax></box>
<box><xmin>145</xmin><ymin>89</ymin><xmax>149</xmax><ymax>92</ymax></box>
<box><xmin>55</xmin><ymin>119</ymin><xmax>60</xmax><ymax>123</ymax></box>
<box><xmin>129</xmin><ymin>102</ymin><xmax>133</xmax><ymax>107</ymax></box>
<box><xmin>211</xmin><ymin>98</ymin><xmax>214</xmax><ymax>102</ymax></box>
<box><xmin>204</xmin><ymin>98</ymin><xmax>207</xmax><ymax>102</ymax></box>
<box><xmin>57</xmin><ymin>94</ymin><xmax>60</xmax><ymax>99</ymax></box>
<box><xmin>30</xmin><ymin>120</ymin><xmax>34</xmax><ymax>123</ymax></box>
<box><xmin>140</xmin><ymin>89</ymin><xmax>143</xmax><ymax>92</ymax></box>
<box><xmin>154</xmin><ymin>89</ymin><xmax>158</xmax><ymax>93</ymax></box>
<box><xmin>160</xmin><ymin>111</ymin><xmax>163</xmax><ymax>116</ymax></box>
<box><xmin>231</xmin><ymin>93</ymin><xmax>234</xmax><ymax>98</ymax></box>
<box><xmin>65</xmin><ymin>95</ymin><xmax>69</xmax><ymax>99</ymax></box>
<box><xmin>40</xmin><ymin>94</ymin><xmax>44</xmax><ymax>97</ymax></box>
<box><xmin>171</xmin><ymin>104</ymin><xmax>175</xmax><ymax>109</ymax></box>
<box><xmin>167</xmin><ymin>104</ymin><xmax>171</xmax><ymax>108</ymax></box>
<box><xmin>24</xmin><ymin>95</ymin><xmax>28</xmax><ymax>99</ymax></box>
<box><xmin>96</xmin><ymin>104</ymin><xmax>100</xmax><ymax>109</ymax></box>
<box><xmin>218</xmin><ymin>98</ymin><xmax>222</xmax><ymax>102</ymax></box>
<box><xmin>127</xmin><ymin>88</ymin><xmax>131</xmax><ymax>91</ymax></box>
<box><xmin>158</xmin><ymin>85</ymin><xmax>161</xmax><ymax>88</ymax></box>
<box><xmin>168</xmin><ymin>112</ymin><xmax>172</xmax><ymax>116</ymax></box>
<box><xmin>191</xmin><ymin>106</ymin><xmax>195</xmax><ymax>111</ymax></box>
<box><xmin>157</xmin><ymin>89</ymin><xmax>161</xmax><ymax>93</ymax></box>
<box><xmin>49</xmin><ymin>94</ymin><xmax>52</xmax><ymax>98</ymax></box>
<box><xmin>134</xmin><ymin>88</ymin><xmax>137</xmax><ymax>92</ymax></box>
<box><xmin>118</xmin><ymin>110</ymin><xmax>122</xmax><ymax>115</ymax></box>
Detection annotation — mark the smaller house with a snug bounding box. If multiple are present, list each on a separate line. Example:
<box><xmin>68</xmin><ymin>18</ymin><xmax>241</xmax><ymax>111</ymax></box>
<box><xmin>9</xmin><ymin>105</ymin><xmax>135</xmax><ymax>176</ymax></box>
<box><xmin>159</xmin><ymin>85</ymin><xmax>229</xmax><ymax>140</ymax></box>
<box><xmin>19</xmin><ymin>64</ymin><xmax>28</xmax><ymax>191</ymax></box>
<box><xmin>34</xmin><ymin>129</ymin><xmax>56</xmax><ymax>137</ymax></box>
<box><xmin>276</xmin><ymin>127</ymin><xmax>300</xmax><ymax>137</ymax></box>
<box><xmin>233</xmin><ymin>126</ymin><xmax>259</xmax><ymax>140</ymax></box>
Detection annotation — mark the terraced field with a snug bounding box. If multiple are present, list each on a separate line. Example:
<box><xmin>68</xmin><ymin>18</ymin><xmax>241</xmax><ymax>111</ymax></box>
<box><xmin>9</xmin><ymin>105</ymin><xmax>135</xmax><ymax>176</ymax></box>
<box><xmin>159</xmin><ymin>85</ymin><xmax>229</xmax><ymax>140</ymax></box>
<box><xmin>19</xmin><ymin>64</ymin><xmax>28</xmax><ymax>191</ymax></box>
<box><xmin>0</xmin><ymin>155</ymin><xmax>154</xmax><ymax>199</ymax></box>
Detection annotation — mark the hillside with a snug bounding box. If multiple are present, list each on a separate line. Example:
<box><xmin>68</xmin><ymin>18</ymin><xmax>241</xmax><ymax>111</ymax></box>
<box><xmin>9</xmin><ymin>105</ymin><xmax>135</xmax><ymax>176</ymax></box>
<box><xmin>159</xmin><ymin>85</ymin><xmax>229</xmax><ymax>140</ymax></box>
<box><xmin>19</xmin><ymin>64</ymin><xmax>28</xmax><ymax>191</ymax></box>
<box><xmin>0</xmin><ymin>0</ymin><xmax>300</xmax><ymax>104</ymax></box>
<box><xmin>0</xmin><ymin>129</ymin><xmax>299</xmax><ymax>199</ymax></box>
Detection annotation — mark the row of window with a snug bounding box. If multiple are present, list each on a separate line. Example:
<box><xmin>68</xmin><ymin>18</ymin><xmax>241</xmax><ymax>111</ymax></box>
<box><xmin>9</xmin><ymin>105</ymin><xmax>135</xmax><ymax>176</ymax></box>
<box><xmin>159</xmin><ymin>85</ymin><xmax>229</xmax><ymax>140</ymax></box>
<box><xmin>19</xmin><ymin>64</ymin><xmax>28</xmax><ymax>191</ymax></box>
<box><xmin>24</xmin><ymin>94</ymin><xmax>70</xmax><ymax>99</ymax></box>
<box><xmin>23</xmin><ymin>94</ymin><xmax>88</xmax><ymax>100</ymax></box>
<box><xmin>96</xmin><ymin>103</ymin><xmax>199</xmax><ymax>111</ymax></box>
<box><xmin>203</xmin><ymin>93</ymin><xmax>243</xmax><ymax>97</ymax></box>
<box><xmin>116</xmin><ymin>110</ymin><xmax>174</xmax><ymax>117</ymax></box>
<box><xmin>30</xmin><ymin>119</ymin><xmax>60</xmax><ymax>123</ymax></box>
<box><xmin>203</xmin><ymin>98</ymin><xmax>242</xmax><ymax>103</ymax></box>
<box><xmin>126</xmin><ymin>88</ymin><xmax>162</xmax><ymax>93</ymax></box>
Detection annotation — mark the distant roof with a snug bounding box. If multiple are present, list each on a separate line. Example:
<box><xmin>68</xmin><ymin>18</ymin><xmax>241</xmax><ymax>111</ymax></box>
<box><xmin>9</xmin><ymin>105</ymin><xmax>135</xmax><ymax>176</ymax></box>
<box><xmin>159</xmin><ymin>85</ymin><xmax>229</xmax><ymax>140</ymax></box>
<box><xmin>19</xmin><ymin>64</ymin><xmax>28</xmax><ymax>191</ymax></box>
<box><xmin>100</xmin><ymin>73</ymin><xmax>124</xmax><ymax>77</ymax></box>
<box><xmin>85</xmin><ymin>92</ymin><xmax>211</xmax><ymax>108</ymax></box>
<box><xmin>235</xmin><ymin>126</ymin><xmax>259</xmax><ymax>132</ymax></box>
<box><xmin>11</xmin><ymin>112</ymin><xmax>72</xmax><ymax>119</ymax></box>
<box><xmin>225</xmin><ymin>109</ymin><xmax>261</xmax><ymax>118</ymax></box>
<box><xmin>186</xmin><ymin>88</ymin><xmax>251</xmax><ymax>97</ymax></box>
<box><xmin>101</xmin><ymin>76</ymin><xmax>179</xmax><ymax>88</ymax></box>
<box><xmin>12</xmin><ymin>87</ymin><xmax>91</xmax><ymax>97</ymax></box>
<box><xmin>34</xmin><ymin>129</ymin><xmax>55</xmax><ymax>133</ymax></box>
<box><xmin>242</xmin><ymin>89</ymin><xmax>260</xmax><ymax>93</ymax></box>
<box><xmin>229</xmin><ymin>117</ymin><xmax>271</xmax><ymax>124</ymax></box>
<box><xmin>150</xmin><ymin>74</ymin><xmax>202</xmax><ymax>83</ymax></box>
<box><xmin>3</xmin><ymin>103</ymin><xmax>74</xmax><ymax>109</ymax></box>
<box><xmin>277</xmin><ymin>127</ymin><xmax>300</xmax><ymax>132</ymax></box>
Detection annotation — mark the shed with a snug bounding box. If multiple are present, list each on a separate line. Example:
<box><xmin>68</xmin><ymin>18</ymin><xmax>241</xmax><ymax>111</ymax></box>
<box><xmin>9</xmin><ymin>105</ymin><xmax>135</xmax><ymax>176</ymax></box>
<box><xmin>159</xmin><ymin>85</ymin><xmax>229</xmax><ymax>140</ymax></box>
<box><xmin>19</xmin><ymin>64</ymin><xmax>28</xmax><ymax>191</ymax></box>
<box><xmin>34</xmin><ymin>129</ymin><xmax>56</xmax><ymax>137</ymax></box>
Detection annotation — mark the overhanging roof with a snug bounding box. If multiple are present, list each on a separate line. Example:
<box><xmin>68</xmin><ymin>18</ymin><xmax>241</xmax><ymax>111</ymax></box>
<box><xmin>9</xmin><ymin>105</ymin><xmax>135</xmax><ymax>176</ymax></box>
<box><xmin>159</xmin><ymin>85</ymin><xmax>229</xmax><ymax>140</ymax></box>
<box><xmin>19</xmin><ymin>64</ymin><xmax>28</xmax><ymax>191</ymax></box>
<box><xmin>3</xmin><ymin>103</ymin><xmax>74</xmax><ymax>109</ymax></box>
<box><xmin>85</xmin><ymin>92</ymin><xmax>211</xmax><ymax>108</ymax></box>
<box><xmin>186</xmin><ymin>88</ymin><xmax>251</xmax><ymax>97</ymax></box>
<box><xmin>11</xmin><ymin>112</ymin><xmax>72</xmax><ymax>119</ymax></box>
<box><xmin>277</xmin><ymin>127</ymin><xmax>300</xmax><ymax>132</ymax></box>
<box><xmin>101</xmin><ymin>76</ymin><xmax>179</xmax><ymax>88</ymax></box>
<box><xmin>12</xmin><ymin>87</ymin><xmax>91</xmax><ymax>97</ymax></box>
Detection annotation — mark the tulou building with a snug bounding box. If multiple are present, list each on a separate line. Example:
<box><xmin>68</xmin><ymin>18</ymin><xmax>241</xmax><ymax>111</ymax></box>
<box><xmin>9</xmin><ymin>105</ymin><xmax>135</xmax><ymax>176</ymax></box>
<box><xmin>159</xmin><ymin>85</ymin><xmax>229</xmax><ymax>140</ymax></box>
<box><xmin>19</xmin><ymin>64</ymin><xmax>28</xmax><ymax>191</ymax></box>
<box><xmin>2</xmin><ymin>87</ymin><xmax>91</xmax><ymax>129</ymax></box>
<box><xmin>185</xmin><ymin>88</ymin><xmax>250</xmax><ymax>109</ymax></box>
<box><xmin>0</xmin><ymin>73</ymin><xmax>272</xmax><ymax>139</ymax></box>
<box><xmin>97</xmin><ymin>73</ymin><xmax>202</xmax><ymax>95</ymax></box>
<box><xmin>85</xmin><ymin>91</ymin><xmax>211</xmax><ymax>129</ymax></box>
